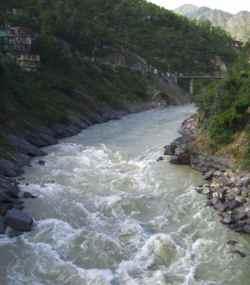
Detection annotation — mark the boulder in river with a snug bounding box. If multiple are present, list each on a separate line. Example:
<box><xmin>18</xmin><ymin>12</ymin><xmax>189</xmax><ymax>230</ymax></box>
<box><xmin>4</xmin><ymin>209</ymin><xmax>33</xmax><ymax>232</ymax></box>
<box><xmin>164</xmin><ymin>143</ymin><xmax>177</xmax><ymax>156</ymax></box>
<box><xmin>157</xmin><ymin>156</ymin><xmax>164</xmax><ymax>162</ymax></box>
<box><xmin>23</xmin><ymin>191</ymin><xmax>37</xmax><ymax>199</ymax></box>
<box><xmin>38</xmin><ymin>160</ymin><xmax>46</xmax><ymax>166</ymax></box>
<box><xmin>164</xmin><ymin>136</ymin><xmax>191</xmax><ymax>165</ymax></box>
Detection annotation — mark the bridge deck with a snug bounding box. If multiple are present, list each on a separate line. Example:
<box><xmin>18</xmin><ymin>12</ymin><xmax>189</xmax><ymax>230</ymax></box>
<box><xmin>177</xmin><ymin>75</ymin><xmax>224</xmax><ymax>79</ymax></box>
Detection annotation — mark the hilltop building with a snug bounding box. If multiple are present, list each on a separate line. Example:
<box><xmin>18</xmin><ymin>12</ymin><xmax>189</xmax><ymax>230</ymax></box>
<box><xmin>0</xmin><ymin>25</ymin><xmax>40</xmax><ymax>71</ymax></box>
<box><xmin>8</xmin><ymin>26</ymin><xmax>33</xmax><ymax>54</ymax></box>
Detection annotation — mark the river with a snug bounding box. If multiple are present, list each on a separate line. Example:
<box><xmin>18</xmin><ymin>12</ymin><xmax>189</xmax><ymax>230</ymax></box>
<box><xmin>0</xmin><ymin>105</ymin><xmax>249</xmax><ymax>285</ymax></box>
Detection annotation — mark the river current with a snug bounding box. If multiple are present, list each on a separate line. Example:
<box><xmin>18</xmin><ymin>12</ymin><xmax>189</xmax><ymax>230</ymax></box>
<box><xmin>0</xmin><ymin>105</ymin><xmax>249</xmax><ymax>285</ymax></box>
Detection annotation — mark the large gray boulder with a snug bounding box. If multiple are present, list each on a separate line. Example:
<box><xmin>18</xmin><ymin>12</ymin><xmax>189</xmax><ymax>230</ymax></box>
<box><xmin>170</xmin><ymin>147</ymin><xmax>191</xmax><ymax>165</ymax></box>
<box><xmin>4</xmin><ymin>209</ymin><xmax>33</xmax><ymax>232</ymax></box>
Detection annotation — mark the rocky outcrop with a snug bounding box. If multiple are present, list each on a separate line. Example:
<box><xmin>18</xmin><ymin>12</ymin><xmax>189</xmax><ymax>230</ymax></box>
<box><xmin>0</xmin><ymin>176</ymin><xmax>34</xmax><ymax>233</ymax></box>
<box><xmin>175</xmin><ymin>5</ymin><xmax>250</xmax><ymax>42</ymax></box>
<box><xmin>164</xmin><ymin>115</ymin><xmax>250</xmax><ymax>234</ymax></box>
<box><xmin>164</xmin><ymin>137</ymin><xmax>191</xmax><ymax>165</ymax></box>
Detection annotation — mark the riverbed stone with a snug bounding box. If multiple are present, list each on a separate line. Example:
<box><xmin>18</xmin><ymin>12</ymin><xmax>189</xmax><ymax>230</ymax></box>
<box><xmin>211</xmin><ymin>197</ymin><xmax>219</xmax><ymax>206</ymax></box>
<box><xmin>227</xmin><ymin>240</ymin><xmax>238</xmax><ymax>246</ymax></box>
<box><xmin>164</xmin><ymin>144</ymin><xmax>177</xmax><ymax>156</ymax></box>
<box><xmin>240</xmin><ymin>177</ymin><xmax>250</xmax><ymax>187</ymax></box>
<box><xmin>241</xmin><ymin>188</ymin><xmax>250</xmax><ymax>198</ymax></box>
<box><xmin>38</xmin><ymin>160</ymin><xmax>46</xmax><ymax>166</ymax></box>
<box><xmin>195</xmin><ymin>186</ymin><xmax>204</xmax><ymax>193</ymax></box>
<box><xmin>235</xmin><ymin>195</ymin><xmax>246</xmax><ymax>204</ymax></box>
<box><xmin>23</xmin><ymin>191</ymin><xmax>36</xmax><ymax>199</ymax></box>
<box><xmin>232</xmin><ymin>187</ymin><xmax>241</xmax><ymax>195</ymax></box>
<box><xmin>243</xmin><ymin>224</ymin><xmax>250</xmax><ymax>233</ymax></box>
<box><xmin>157</xmin><ymin>156</ymin><xmax>164</xmax><ymax>162</ymax></box>
<box><xmin>230</xmin><ymin>250</ymin><xmax>247</xmax><ymax>258</ymax></box>
<box><xmin>213</xmin><ymin>170</ymin><xmax>222</xmax><ymax>177</ymax></box>
<box><xmin>170</xmin><ymin>148</ymin><xmax>190</xmax><ymax>165</ymax></box>
<box><xmin>204</xmin><ymin>170</ymin><xmax>214</xmax><ymax>180</ymax></box>
<box><xmin>233</xmin><ymin>210</ymin><xmax>247</xmax><ymax>221</ymax></box>
<box><xmin>214</xmin><ymin>201</ymin><xmax>227</xmax><ymax>212</ymax></box>
<box><xmin>225</xmin><ymin>200</ymin><xmax>242</xmax><ymax>210</ymax></box>
<box><xmin>226</xmin><ymin>193</ymin><xmax>236</xmax><ymax>201</ymax></box>
<box><xmin>221</xmin><ymin>214</ymin><xmax>232</xmax><ymax>225</ymax></box>
<box><xmin>4</xmin><ymin>209</ymin><xmax>33</xmax><ymax>232</ymax></box>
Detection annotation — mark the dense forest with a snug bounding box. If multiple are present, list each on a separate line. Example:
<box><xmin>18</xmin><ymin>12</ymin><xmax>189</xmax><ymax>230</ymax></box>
<box><xmin>0</xmin><ymin>0</ymin><xmax>237</xmax><ymax>160</ymax></box>
<box><xmin>1</xmin><ymin>0</ymin><xmax>236</xmax><ymax>72</ymax></box>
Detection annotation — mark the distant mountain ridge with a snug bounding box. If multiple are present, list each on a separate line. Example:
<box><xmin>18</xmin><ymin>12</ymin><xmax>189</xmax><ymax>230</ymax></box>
<box><xmin>175</xmin><ymin>4</ymin><xmax>250</xmax><ymax>42</ymax></box>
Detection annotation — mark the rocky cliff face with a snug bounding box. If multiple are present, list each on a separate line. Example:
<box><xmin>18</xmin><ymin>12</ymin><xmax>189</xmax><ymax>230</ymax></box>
<box><xmin>175</xmin><ymin>5</ymin><xmax>250</xmax><ymax>42</ymax></box>
<box><xmin>227</xmin><ymin>11</ymin><xmax>250</xmax><ymax>42</ymax></box>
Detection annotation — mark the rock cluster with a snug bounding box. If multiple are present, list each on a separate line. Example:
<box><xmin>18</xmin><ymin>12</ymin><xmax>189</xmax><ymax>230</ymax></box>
<box><xmin>196</xmin><ymin>171</ymin><xmax>250</xmax><ymax>233</ymax></box>
<box><xmin>164</xmin><ymin>115</ymin><xmax>250</xmax><ymax>234</ymax></box>
<box><xmin>0</xmin><ymin>176</ymin><xmax>34</xmax><ymax>234</ymax></box>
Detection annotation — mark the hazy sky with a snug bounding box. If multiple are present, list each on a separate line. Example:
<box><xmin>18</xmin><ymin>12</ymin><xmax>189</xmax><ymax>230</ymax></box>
<box><xmin>148</xmin><ymin>0</ymin><xmax>250</xmax><ymax>14</ymax></box>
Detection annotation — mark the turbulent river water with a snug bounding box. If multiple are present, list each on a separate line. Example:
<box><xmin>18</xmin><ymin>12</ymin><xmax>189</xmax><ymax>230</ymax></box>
<box><xmin>0</xmin><ymin>105</ymin><xmax>250</xmax><ymax>285</ymax></box>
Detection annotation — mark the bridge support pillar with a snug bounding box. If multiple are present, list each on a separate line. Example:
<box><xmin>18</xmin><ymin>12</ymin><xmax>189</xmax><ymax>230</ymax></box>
<box><xmin>190</xmin><ymin>79</ymin><xmax>194</xmax><ymax>95</ymax></box>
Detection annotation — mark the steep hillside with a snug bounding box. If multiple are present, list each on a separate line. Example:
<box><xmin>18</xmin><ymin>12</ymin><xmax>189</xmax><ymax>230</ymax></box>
<box><xmin>175</xmin><ymin>4</ymin><xmax>250</xmax><ymax>42</ymax></box>
<box><xmin>0</xmin><ymin>0</ymin><xmax>236</xmax><ymax>171</ymax></box>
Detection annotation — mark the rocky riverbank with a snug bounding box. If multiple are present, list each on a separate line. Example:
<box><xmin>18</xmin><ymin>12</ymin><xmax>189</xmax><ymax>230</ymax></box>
<box><xmin>164</xmin><ymin>115</ymin><xmax>250</xmax><ymax>234</ymax></box>
<box><xmin>0</xmin><ymin>101</ymin><xmax>169</xmax><ymax>235</ymax></box>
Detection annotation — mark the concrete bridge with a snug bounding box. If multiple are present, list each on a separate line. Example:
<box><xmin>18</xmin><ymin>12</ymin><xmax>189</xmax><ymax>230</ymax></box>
<box><xmin>177</xmin><ymin>74</ymin><xmax>224</xmax><ymax>95</ymax></box>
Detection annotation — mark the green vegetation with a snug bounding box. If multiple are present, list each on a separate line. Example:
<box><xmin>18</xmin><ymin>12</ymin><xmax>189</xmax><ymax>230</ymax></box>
<box><xmin>1</xmin><ymin>0</ymin><xmax>236</xmax><ymax>71</ymax></box>
<box><xmin>194</xmin><ymin>44</ymin><xmax>250</xmax><ymax>168</ymax></box>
